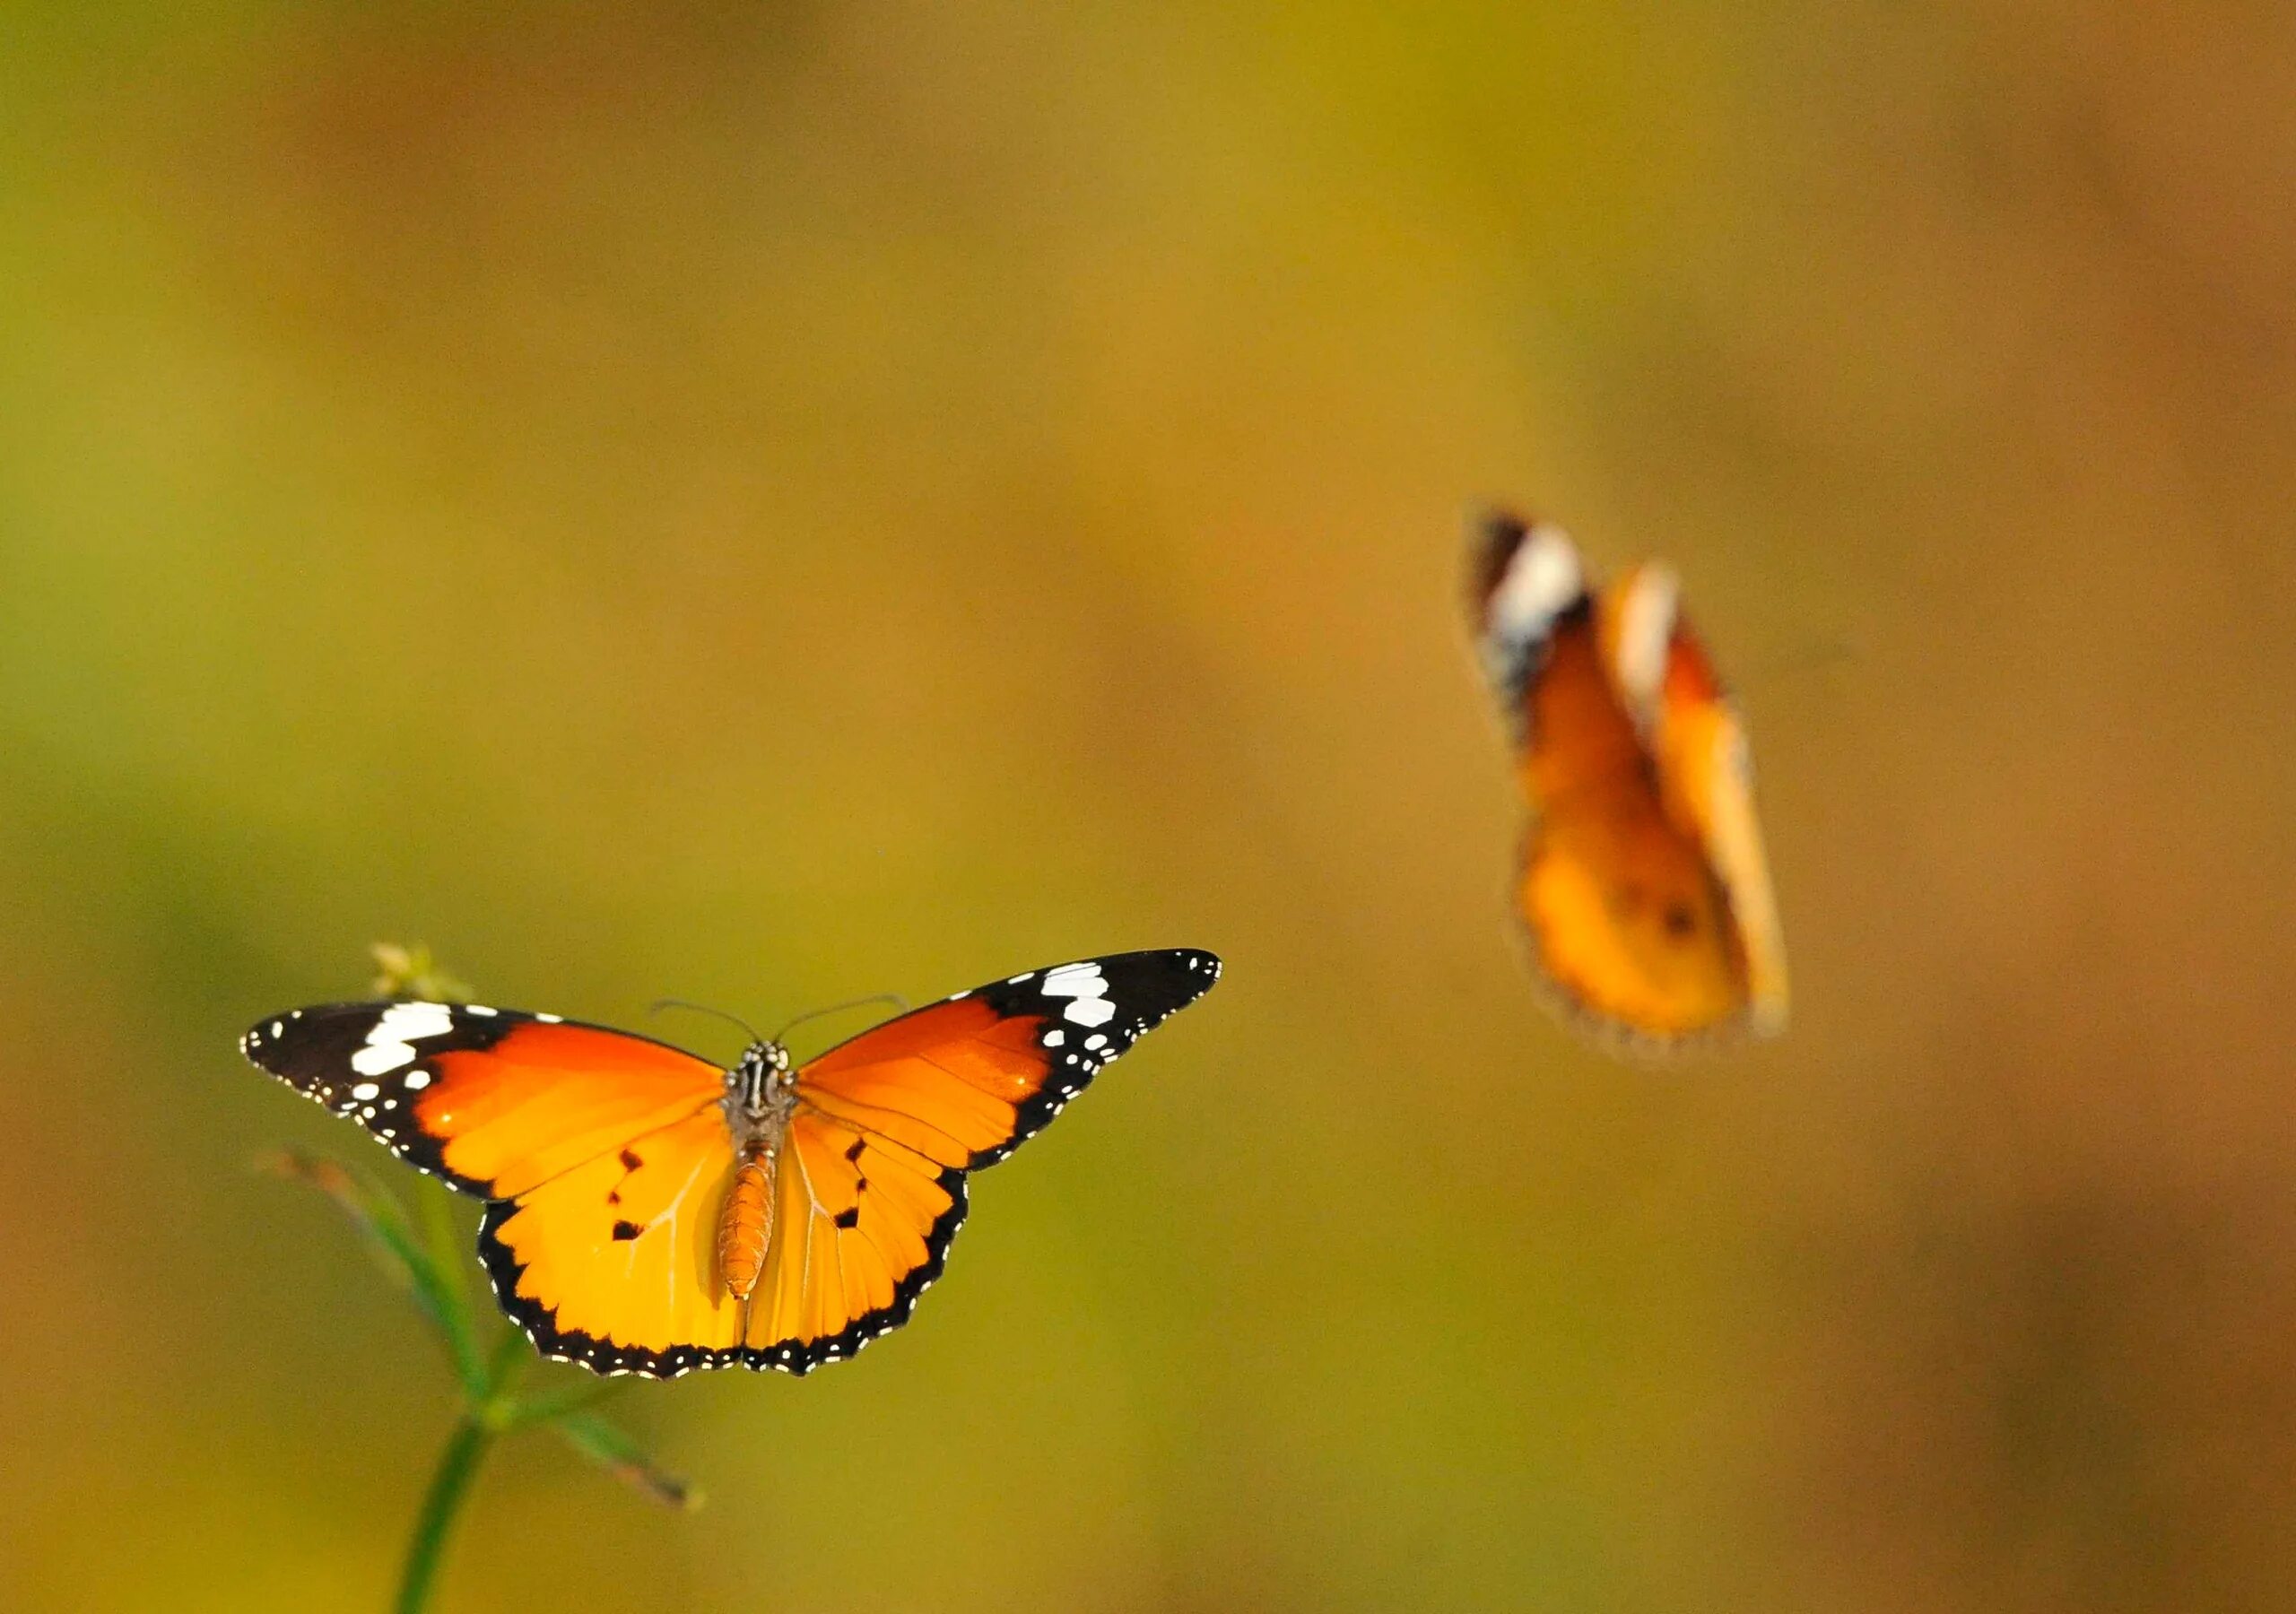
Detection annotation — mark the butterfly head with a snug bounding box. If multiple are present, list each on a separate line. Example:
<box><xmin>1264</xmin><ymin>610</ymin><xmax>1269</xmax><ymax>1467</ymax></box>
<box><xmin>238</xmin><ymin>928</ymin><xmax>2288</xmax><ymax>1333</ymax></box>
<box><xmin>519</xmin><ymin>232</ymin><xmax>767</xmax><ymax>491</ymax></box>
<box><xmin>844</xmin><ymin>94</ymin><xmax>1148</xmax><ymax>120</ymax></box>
<box><xmin>729</xmin><ymin>1040</ymin><xmax>796</xmax><ymax>1125</ymax></box>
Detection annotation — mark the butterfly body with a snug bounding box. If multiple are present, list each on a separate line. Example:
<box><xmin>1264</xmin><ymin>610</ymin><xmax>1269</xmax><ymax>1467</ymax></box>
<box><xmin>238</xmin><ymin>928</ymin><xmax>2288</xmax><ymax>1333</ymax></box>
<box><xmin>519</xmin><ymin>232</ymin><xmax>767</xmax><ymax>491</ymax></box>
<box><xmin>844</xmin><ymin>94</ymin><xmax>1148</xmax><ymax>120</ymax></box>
<box><xmin>1470</xmin><ymin>511</ymin><xmax>1786</xmax><ymax>1046</ymax></box>
<box><xmin>709</xmin><ymin>1040</ymin><xmax>796</xmax><ymax>1301</ymax></box>
<box><xmin>243</xmin><ymin>949</ymin><xmax>1221</xmax><ymax>1375</ymax></box>
<box><xmin>716</xmin><ymin>1138</ymin><xmax>777</xmax><ymax>1302</ymax></box>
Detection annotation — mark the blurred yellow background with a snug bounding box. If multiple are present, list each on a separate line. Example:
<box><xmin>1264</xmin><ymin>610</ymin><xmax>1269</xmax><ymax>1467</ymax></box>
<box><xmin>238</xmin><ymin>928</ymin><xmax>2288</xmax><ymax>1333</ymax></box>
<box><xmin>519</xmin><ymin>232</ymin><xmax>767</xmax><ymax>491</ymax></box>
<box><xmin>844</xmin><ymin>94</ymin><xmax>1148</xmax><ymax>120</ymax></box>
<box><xmin>2</xmin><ymin>4</ymin><xmax>2290</xmax><ymax>1610</ymax></box>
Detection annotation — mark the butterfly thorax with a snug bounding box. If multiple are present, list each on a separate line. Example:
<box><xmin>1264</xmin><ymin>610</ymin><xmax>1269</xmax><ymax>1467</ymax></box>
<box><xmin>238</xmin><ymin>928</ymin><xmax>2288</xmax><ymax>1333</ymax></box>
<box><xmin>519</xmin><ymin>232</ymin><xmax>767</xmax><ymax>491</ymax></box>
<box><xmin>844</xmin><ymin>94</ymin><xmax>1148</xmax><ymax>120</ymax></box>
<box><xmin>717</xmin><ymin>1042</ymin><xmax>795</xmax><ymax>1301</ymax></box>
<box><xmin>725</xmin><ymin>1040</ymin><xmax>796</xmax><ymax>1135</ymax></box>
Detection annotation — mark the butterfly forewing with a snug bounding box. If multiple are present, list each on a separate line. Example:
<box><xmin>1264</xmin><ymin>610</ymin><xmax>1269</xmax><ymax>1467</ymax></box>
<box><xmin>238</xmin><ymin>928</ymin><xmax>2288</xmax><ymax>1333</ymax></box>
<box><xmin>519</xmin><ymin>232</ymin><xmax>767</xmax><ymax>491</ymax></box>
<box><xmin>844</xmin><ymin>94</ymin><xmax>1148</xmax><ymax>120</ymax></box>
<box><xmin>241</xmin><ymin>1002</ymin><xmax>725</xmax><ymax>1196</ymax></box>
<box><xmin>797</xmin><ymin>948</ymin><xmax>1224</xmax><ymax>1169</ymax></box>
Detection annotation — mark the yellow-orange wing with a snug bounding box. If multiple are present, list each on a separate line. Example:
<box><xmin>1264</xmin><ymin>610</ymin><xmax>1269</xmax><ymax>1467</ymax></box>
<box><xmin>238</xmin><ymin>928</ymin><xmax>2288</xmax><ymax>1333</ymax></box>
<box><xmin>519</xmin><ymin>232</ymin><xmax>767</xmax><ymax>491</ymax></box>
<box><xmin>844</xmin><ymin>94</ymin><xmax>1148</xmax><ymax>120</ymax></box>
<box><xmin>1598</xmin><ymin>561</ymin><xmax>1788</xmax><ymax>1035</ymax></box>
<box><xmin>243</xmin><ymin>1002</ymin><xmax>744</xmax><ymax>1375</ymax></box>
<box><xmin>1470</xmin><ymin>512</ymin><xmax>1787</xmax><ymax>1046</ymax></box>
<box><xmin>746</xmin><ymin>949</ymin><xmax>1224</xmax><ymax>1373</ymax></box>
<box><xmin>480</xmin><ymin>1105</ymin><xmax>748</xmax><ymax>1375</ymax></box>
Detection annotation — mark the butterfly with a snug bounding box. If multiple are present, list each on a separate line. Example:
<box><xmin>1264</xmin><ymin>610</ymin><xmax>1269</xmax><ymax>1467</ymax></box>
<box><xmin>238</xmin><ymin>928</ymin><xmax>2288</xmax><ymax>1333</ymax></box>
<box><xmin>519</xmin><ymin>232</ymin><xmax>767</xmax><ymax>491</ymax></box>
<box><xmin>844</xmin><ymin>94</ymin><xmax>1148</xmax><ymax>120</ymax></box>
<box><xmin>241</xmin><ymin>949</ymin><xmax>1222</xmax><ymax>1376</ymax></box>
<box><xmin>1467</xmin><ymin>510</ymin><xmax>1787</xmax><ymax>1046</ymax></box>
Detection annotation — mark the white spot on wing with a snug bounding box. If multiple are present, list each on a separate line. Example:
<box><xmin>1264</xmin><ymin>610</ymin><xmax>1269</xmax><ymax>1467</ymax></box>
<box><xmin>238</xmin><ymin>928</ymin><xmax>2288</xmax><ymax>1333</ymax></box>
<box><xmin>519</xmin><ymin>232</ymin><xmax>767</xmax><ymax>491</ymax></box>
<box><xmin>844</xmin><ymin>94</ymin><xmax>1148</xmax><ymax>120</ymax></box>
<box><xmin>351</xmin><ymin>1042</ymin><xmax>416</xmax><ymax>1076</ymax></box>
<box><xmin>1610</xmin><ymin>561</ymin><xmax>1680</xmax><ymax>722</ymax></box>
<box><xmin>1040</xmin><ymin>961</ymin><xmax>1118</xmax><ymax>1028</ymax></box>
<box><xmin>353</xmin><ymin>1001</ymin><xmax>456</xmax><ymax>1077</ymax></box>
<box><xmin>1486</xmin><ymin>522</ymin><xmax>1583</xmax><ymax>639</ymax></box>
<box><xmin>1063</xmin><ymin>996</ymin><xmax>1116</xmax><ymax>1028</ymax></box>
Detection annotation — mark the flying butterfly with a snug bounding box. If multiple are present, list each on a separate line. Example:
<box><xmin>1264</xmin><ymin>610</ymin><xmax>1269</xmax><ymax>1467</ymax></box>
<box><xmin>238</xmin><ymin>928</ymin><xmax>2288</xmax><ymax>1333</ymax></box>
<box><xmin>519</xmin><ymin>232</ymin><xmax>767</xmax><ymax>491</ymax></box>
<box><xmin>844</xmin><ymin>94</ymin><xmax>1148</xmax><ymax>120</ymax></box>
<box><xmin>1468</xmin><ymin>510</ymin><xmax>1787</xmax><ymax>1046</ymax></box>
<box><xmin>242</xmin><ymin>950</ymin><xmax>1222</xmax><ymax>1376</ymax></box>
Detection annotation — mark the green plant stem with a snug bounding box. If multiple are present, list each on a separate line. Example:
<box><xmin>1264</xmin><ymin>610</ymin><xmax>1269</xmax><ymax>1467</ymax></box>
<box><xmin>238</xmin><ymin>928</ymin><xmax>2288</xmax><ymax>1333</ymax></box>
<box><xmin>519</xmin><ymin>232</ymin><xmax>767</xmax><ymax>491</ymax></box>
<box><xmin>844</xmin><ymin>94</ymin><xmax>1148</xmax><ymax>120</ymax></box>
<box><xmin>395</xmin><ymin>1413</ymin><xmax>492</xmax><ymax>1614</ymax></box>
<box><xmin>415</xmin><ymin>1180</ymin><xmax>486</xmax><ymax>1399</ymax></box>
<box><xmin>395</xmin><ymin>1332</ymin><xmax>531</xmax><ymax>1614</ymax></box>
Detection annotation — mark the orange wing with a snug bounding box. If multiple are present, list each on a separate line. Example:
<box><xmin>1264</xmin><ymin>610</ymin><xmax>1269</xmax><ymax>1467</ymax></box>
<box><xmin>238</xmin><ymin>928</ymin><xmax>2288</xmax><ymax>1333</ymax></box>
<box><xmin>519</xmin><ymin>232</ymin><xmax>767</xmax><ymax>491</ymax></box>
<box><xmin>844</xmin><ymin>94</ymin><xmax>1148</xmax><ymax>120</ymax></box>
<box><xmin>1600</xmin><ymin>563</ymin><xmax>1788</xmax><ymax>1035</ymax></box>
<box><xmin>240</xmin><ymin>1002</ymin><xmax>726</xmax><ymax>1196</ymax></box>
<box><xmin>1471</xmin><ymin>513</ymin><xmax>1787</xmax><ymax>1046</ymax></box>
<box><xmin>480</xmin><ymin>1105</ymin><xmax>749</xmax><ymax>1376</ymax></box>
<box><xmin>746</xmin><ymin>949</ymin><xmax>1223</xmax><ymax>1373</ymax></box>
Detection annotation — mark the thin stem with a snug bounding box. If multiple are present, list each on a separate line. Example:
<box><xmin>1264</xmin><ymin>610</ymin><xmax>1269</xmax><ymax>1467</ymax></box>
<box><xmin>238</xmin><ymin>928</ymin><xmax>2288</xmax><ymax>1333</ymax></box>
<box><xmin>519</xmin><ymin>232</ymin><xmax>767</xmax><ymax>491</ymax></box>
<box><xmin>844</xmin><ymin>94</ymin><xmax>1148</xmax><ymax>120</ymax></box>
<box><xmin>394</xmin><ymin>1415</ymin><xmax>493</xmax><ymax>1614</ymax></box>
<box><xmin>482</xmin><ymin>1327</ymin><xmax>531</xmax><ymax>1411</ymax></box>
<box><xmin>394</xmin><ymin>1332</ymin><xmax>532</xmax><ymax>1612</ymax></box>
<box><xmin>415</xmin><ymin>1180</ymin><xmax>486</xmax><ymax>1400</ymax></box>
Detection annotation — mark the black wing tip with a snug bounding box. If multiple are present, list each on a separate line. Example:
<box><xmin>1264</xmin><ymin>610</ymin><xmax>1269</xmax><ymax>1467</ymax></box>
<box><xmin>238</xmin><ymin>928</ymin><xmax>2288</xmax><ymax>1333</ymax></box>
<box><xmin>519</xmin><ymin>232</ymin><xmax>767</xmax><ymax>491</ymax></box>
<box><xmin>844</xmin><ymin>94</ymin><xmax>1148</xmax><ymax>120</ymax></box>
<box><xmin>1105</xmin><ymin>946</ymin><xmax>1224</xmax><ymax>1006</ymax></box>
<box><xmin>1467</xmin><ymin>506</ymin><xmax>1537</xmax><ymax>612</ymax></box>
<box><xmin>962</xmin><ymin>948</ymin><xmax>1222</xmax><ymax>1171</ymax></box>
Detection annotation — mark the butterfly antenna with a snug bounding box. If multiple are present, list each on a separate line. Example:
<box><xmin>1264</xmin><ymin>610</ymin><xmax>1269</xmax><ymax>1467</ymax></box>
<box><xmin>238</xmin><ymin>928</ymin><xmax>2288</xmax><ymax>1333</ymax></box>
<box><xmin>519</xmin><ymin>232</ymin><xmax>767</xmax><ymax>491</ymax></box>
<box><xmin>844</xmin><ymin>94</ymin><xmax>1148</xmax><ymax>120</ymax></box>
<box><xmin>772</xmin><ymin>993</ymin><xmax>909</xmax><ymax>1044</ymax></box>
<box><xmin>648</xmin><ymin>998</ymin><xmax>767</xmax><ymax>1044</ymax></box>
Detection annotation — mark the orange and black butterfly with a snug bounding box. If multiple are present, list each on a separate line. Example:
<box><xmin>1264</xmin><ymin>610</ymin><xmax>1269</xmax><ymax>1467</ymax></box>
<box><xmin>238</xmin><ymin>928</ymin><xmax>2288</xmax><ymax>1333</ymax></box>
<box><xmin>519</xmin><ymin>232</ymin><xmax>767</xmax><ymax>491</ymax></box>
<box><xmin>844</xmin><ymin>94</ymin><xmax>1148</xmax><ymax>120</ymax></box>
<box><xmin>242</xmin><ymin>950</ymin><xmax>1222</xmax><ymax>1376</ymax></box>
<box><xmin>1469</xmin><ymin>510</ymin><xmax>1787</xmax><ymax>1046</ymax></box>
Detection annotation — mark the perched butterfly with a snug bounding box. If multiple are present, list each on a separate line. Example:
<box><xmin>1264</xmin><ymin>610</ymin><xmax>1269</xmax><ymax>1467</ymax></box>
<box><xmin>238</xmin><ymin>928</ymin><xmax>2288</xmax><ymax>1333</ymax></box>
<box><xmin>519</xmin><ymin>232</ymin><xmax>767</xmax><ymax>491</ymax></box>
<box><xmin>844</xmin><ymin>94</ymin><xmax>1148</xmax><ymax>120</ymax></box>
<box><xmin>242</xmin><ymin>950</ymin><xmax>1222</xmax><ymax>1376</ymax></box>
<box><xmin>1468</xmin><ymin>510</ymin><xmax>1787</xmax><ymax>1046</ymax></box>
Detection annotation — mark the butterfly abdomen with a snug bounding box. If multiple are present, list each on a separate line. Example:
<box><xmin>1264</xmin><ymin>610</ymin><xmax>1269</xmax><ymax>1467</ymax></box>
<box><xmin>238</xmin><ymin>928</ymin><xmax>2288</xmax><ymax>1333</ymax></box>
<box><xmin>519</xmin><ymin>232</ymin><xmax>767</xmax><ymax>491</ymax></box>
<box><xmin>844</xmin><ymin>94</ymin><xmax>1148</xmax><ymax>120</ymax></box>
<box><xmin>717</xmin><ymin>1144</ymin><xmax>775</xmax><ymax>1301</ymax></box>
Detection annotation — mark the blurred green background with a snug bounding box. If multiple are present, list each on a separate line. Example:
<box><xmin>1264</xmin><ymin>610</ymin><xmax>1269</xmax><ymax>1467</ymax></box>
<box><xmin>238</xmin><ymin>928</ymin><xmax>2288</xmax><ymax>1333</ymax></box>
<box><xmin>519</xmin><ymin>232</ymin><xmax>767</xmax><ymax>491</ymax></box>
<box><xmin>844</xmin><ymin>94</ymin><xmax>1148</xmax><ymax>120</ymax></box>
<box><xmin>3</xmin><ymin>4</ymin><xmax>2290</xmax><ymax>1610</ymax></box>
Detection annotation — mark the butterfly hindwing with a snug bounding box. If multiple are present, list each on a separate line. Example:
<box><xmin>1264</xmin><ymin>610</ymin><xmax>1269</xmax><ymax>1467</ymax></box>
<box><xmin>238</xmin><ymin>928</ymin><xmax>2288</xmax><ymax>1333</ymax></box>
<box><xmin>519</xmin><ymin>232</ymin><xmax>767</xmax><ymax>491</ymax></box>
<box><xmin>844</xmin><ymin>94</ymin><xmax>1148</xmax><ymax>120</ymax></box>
<box><xmin>744</xmin><ymin>1108</ymin><xmax>967</xmax><ymax>1374</ymax></box>
<box><xmin>479</xmin><ymin>1105</ymin><xmax>748</xmax><ymax>1377</ymax></box>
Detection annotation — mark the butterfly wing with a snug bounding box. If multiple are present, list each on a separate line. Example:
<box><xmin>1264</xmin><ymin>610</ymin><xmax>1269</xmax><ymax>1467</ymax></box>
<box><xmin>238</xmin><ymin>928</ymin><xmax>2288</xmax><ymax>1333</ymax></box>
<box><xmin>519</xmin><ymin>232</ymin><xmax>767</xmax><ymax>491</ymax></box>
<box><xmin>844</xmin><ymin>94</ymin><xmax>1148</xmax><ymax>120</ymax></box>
<box><xmin>1599</xmin><ymin>563</ymin><xmax>1789</xmax><ymax>1036</ymax></box>
<box><xmin>744</xmin><ymin>1107</ymin><xmax>967</xmax><ymax>1374</ymax></box>
<box><xmin>744</xmin><ymin>948</ymin><xmax>1223</xmax><ymax>1373</ymax></box>
<box><xmin>479</xmin><ymin>1105</ymin><xmax>749</xmax><ymax>1376</ymax></box>
<box><xmin>241</xmin><ymin>1002</ymin><xmax>726</xmax><ymax>1196</ymax></box>
<box><xmin>1472</xmin><ymin>513</ymin><xmax>1777</xmax><ymax>1045</ymax></box>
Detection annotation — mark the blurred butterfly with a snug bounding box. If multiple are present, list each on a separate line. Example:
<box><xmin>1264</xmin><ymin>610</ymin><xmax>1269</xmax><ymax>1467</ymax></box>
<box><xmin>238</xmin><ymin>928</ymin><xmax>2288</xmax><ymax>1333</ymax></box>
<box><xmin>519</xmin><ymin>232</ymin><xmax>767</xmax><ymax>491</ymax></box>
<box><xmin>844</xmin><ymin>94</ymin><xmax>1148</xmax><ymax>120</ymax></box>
<box><xmin>242</xmin><ymin>950</ymin><xmax>1222</xmax><ymax>1376</ymax></box>
<box><xmin>1468</xmin><ymin>510</ymin><xmax>1787</xmax><ymax>1046</ymax></box>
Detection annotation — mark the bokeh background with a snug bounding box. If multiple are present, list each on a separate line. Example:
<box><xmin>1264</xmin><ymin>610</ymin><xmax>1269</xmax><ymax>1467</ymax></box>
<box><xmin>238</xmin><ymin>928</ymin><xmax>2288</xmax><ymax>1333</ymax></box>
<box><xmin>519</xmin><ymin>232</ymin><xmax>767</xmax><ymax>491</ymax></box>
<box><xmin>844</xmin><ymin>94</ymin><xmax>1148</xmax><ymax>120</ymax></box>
<box><xmin>3</xmin><ymin>4</ymin><xmax>2291</xmax><ymax>1610</ymax></box>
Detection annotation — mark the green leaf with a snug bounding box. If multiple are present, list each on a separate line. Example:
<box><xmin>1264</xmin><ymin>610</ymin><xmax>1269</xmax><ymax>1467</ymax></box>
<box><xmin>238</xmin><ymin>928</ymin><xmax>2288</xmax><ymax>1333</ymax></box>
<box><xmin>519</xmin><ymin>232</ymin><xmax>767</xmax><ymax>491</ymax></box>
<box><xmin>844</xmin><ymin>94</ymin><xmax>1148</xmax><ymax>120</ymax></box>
<box><xmin>549</xmin><ymin>1411</ymin><xmax>702</xmax><ymax>1511</ymax></box>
